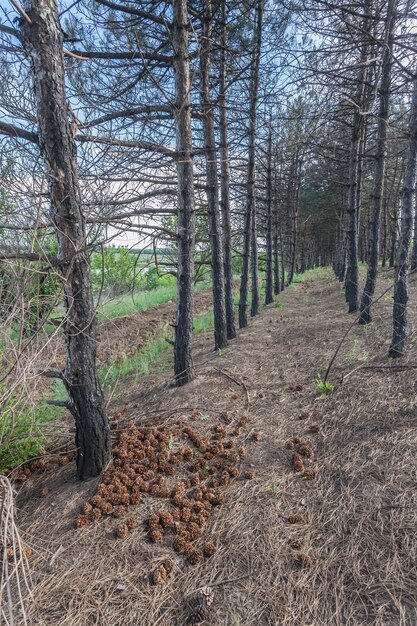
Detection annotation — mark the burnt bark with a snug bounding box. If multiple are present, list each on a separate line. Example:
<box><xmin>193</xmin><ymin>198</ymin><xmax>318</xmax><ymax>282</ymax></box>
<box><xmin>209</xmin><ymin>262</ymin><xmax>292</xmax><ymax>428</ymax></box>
<box><xmin>239</xmin><ymin>0</ymin><xmax>263</xmax><ymax>326</ymax></box>
<box><xmin>345</xmin><ymin>6</ymin><xmax>371</xmax><ymax>312</ymax></box>
<box><xmin>273</xmin><ymin>172</ymin><xmax>281</xmax><ymax>295</ymax></box>
<box><xmin>219</xmin><ymin>0</ymin><xmax>236</xmax><ymax>339</ymax></box>
<box><xmin>411</xmin><ymin>218</ymin><xmax>417</xmax><ymax>272</ymax></box>
<box><xmin>265</xmin><ymin>126</ymin><xmax>273</xmax><ymax>305</ymax></box>
<box><xmin>280</xmin><ymin>222</ymin><xmax>285</xmax><ymax>292</ymax></box>
<box><xmin>359</xmin><ymin>0</ymin><xmax>395</xmax><ymax>324</ymax></box>
<box><xmin>381</xmin><ymin>197</ymin><xmax>388</xmax><ymax>267</ymax></box>
<box><xmin>172</xmin><ymin>0</ymin><xmax>196</xmax><ymax>384</ymax></box>
<box><xmin>200</xmin><ymin>0</ymin><xmax>227</xmax><ymax>350</ymax></box>
<box><xmin>287</xmin><ymin>152</ymin><xmax>302</xmax><ymax>286</ymax></box>
<box><xmin>389</xmin><ymin>71</ymin><xmax>417</xmax><ymax>357</ymax></box>
<box><xmin>335</xmin><ymin>192</ymin><xmax>349</xmax><ymax>282</ymax></box>
<box><xmin>22</xmin><ymin>0</ymin><xmax>111</xmax><ymax>480</ymax></box>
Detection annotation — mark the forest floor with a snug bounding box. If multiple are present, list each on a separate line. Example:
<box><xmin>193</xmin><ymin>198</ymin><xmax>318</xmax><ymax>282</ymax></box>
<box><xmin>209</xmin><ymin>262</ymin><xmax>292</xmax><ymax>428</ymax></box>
<box><xmin>9</xmin><ymin>267</ymin><xmax>417</xmax><ymax>626</ymax></box>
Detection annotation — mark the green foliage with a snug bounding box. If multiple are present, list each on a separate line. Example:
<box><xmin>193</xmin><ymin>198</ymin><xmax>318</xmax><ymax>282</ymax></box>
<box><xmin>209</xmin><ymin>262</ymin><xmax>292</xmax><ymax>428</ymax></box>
<box><xmin>0</xmin><ymin>234</ymin><xmax>61</xmax><ymax>335</ymax></box>
<box><xmin>0</xmin><ymin>380</ymin><xmax>66</xmax><ymax>472</ymax></box>
<box><xmin>91</xmin><ymin>247</ymin><xmax>145</xmax><ymax>295</ymax></box>
<box><xmin>193</xmin><ymin>310</ymin><xmax>214</xmax><ymax>333</ymax></box>
<box><xmin>145</xmin><ymin>266</ymin><xmax>176</xmax><ymax>291</ymax></box>
<box><xmin>232</xmin><ymin>253</ymin><xmax>243</xmax><ymax>275</ymax></box>
<box><xmin>315</xmin><ymin>375</ymin><xmax>334</xmax><ymax>395</ymax></box>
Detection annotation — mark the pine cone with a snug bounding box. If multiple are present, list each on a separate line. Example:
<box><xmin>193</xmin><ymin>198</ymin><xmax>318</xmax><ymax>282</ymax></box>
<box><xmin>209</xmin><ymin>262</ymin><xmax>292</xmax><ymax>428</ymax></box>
<box><xmin>152</xmin><ymin>563</ymin><xmax>168</xmax><ymax>585</ymax></box>
<box><xmin>292</xmin><ymin>453</ymin><xmax>305</xmax><ymax>473</ymax></box>
<box><xmin>310</xmin><ymin>423</ymin><xmax>321</xmax><ymax>433</ymax></box>
<box><xmin>189</xmin><ymin>586</ymin><xmax>214</xmax><ymax>625</ymax></box>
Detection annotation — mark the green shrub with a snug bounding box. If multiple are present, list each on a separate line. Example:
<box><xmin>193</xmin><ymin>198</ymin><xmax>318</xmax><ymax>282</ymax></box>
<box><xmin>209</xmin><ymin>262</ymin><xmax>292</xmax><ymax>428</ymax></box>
<box><xmin>145</xmin><ymin>266</ymin><xmax>176</xmax><ymax>291</ymax></box>
<box><xmin>315</xmin><ymin>375</ymin><xmax>334</xmax><ymax>394</ymax></box>
<box><xmin>91</xmin><ymin>247</ymin><xmax>145</xmax><ymax>295</ymax></box>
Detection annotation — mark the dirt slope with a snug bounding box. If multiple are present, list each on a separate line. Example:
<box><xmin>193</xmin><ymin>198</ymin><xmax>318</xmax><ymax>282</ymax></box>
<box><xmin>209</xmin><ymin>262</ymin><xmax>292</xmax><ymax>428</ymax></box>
<box><xmin>10</xmin><ymin>287</ymin><xmax>215</xmax><ymax>408</ymax></box>
<box><xmin>11</xmin><ymin>270</ymin><xmax>417</xmax><ymax>626</ymax></box>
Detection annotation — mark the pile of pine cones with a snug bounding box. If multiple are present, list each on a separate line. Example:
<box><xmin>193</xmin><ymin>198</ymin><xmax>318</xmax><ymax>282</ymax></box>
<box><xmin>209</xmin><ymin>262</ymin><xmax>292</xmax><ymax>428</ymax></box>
<box><xmin>75</xmin><ymin>416</ymin><xmax>257</xmax><ymax>565</ymax></box>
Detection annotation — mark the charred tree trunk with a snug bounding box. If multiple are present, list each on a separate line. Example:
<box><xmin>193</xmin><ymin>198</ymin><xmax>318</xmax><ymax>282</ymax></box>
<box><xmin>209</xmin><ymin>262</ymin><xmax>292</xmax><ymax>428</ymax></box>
<box><xmin>359</xmin><ymin>1</ymin><xmax>395</xmax><ymax>324</ymax></box>
<box><xmin>339</xmin><ymin>184</ymin><xmax>350</xmax><ymax>282</ymax></box>
<box><xmin>200</xmin><ymin>0</ymin><xmax>227</xmax><ymax>350</ymax></box>
<box><xmin>287</xmin><ymin>153</ymin><xmax>302</xmax><ymax>286</ymax></box>
<box><xmin>335</xmin><ymin>193</ymin><xmax>349</xmax><ymax>282</ymax></box>
<box><xmin>381</xmin><ymin>197</ymin><xmax>388</xmax><ymax>267</ymax></box>
<box><xmin>385</xmin><ymin>158</ymin><xmax>401</xmax><ymax>268</ymax></box>
<box><xmin>345</xmin><ymin>7</ymin><xmax>371</xmax><ymax>312</ymax></box>
<box><xmin>280</xmin><ymin>222</ymin><xmax>285</xmax><ymax>292</ymax></box>
<box><xmin>389</xmin><ymin>206</ymin><xmax>399</xmax><ymax>268</ymax></box>
<box><xmin>239</xmin><ymin>192</ymin><xmax>251</xmax><ymax>329</ymax></box>
<box><xmin>22</xmin><ymin>0</ymin><xmax>111</xmax><ymax>480</ymax></box>
<box><xmin>239</xmin><ymin>0</ymin><xmax>263</xmax><ymax>326</ymax></box>
<box><xmin>345</xmin><ymin>126</ymin><xmax>363</xmax><ymax>310</ymax></box>
<box><xmin>388</xmin><ymin>72</ymin><xmax>417</xmax><ymax>357</ymax></box>
<box><xmin>172</xmin><ymin>0</ymin><xmax>196</xmax><ymax>384</ymax></box>
<box><xmin>265</xmin><ymin>126</ymin><xmax>273</xmax><ymax>305</ymax></box>
<box><xmin>250</xmin><ymin>193</ymin><xmax>260</xmax><ymax>316</ymax></box>
<box><xmin>219</xmin><ymin>1</ymin><xmax>236</xmax><ymax>339</ymax></box>
<box><xmin>273</xmin><ymin>173</ymin><xmax>281</xmax><ymax>295</ymax></box>
<box><xmin>411</xmin><ymin>217</ymin><xmax>417</xmax><ymax>272</ymax></box>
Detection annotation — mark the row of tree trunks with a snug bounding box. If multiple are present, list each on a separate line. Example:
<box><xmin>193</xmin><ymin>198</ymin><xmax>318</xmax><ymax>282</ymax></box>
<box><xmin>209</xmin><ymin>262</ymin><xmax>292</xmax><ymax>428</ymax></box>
<box><xmin>389</xmin><ymin>69</ymin><xmax>417</xmax><ymax>357</ymax></box>
<box><xmin>22</xmin><ymin>0</ymin><xmax>111</xmax><ymax>480</ymax></box>
<box><xmin>344</xmin><ymin>1</ymin><xmax>371</xmax><ymax>313</ymax></box>
<box><xmin>239</xmin><ymin>0</ymin><xmax>264</xmax><ymax>327</ymax></box>
<box><xmin>265</xmin><ymin>125</ymin><xmax>274</xmax><ymax>305</ymax></box>
<box><xmin>273</xmin><ymin>169</ymin><xmax>281</xmax><ymax>296</ymax></box>
<box><xmin>286</xmin><ymin>152</ymin><xmax>302</xmax><ymax>286</ymax></box>
<box><xmin>359</xmin><ymin>0</ymin><xmax>396</xmax><ymax>324</ymax></box>
<box><xmin>200</xmin><ymin>0</ymin><xmax>228</xmax><ymax>350</ymax></box>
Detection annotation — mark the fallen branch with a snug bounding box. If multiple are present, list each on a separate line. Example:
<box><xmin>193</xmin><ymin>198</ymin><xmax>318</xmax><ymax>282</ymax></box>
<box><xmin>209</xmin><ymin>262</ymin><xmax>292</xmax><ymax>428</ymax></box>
<box><xmin>342</xmin><ymin>362</ymin><xmax>417</xmax><ymax>382</ymax></box>
<box><xmin>213</xmin><ymin>367</ymin><xmax>250</xmax><ymax>406</ymax></box>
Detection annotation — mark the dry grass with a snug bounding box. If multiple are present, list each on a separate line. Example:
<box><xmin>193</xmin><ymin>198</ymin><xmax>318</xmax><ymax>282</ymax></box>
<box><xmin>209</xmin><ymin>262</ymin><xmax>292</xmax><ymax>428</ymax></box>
<box><xmin>0</xmin><ymin>476</ymin><xmax>32</xmax><ymax>626</ymax></box>
<box><xmin>7</xmin><ymin>268</ymin><xmax>417</xmax><ymax>625</ymax></box>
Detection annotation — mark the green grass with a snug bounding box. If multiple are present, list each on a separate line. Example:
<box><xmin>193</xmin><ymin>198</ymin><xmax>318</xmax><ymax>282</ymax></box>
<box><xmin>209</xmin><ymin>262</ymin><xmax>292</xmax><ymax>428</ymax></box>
<box><xmin>348</xmin><ymin>338</ymin><xmax>362</xmax><ymax>362</ymax></box>
<box><xmin>101</xmin><ymin>307</ymin><xmax>217</xmax><ymax>394</ymax></box>
<box><xmin>0</xmin><ymin>380</ymin><xmax>66</xmax><ymax>472</ymax></box>
<box><xmin>193</xmin><ymin>310</ymin><xmax>214</xmax><ymax>333</ymax></box>
<box><xmin>292</xmin><ymin>266</ymin><xmax>332</xmax><ymax>284</ymax></box>
<box><xmin>98</xmin><ymin>280</ymin><xmax>211</xmax><ymax>322</ymax></box>
<box><xmin>100</xmin><ymin>335</ymin><xmax>170</xmax><ymax>389</ymax></box>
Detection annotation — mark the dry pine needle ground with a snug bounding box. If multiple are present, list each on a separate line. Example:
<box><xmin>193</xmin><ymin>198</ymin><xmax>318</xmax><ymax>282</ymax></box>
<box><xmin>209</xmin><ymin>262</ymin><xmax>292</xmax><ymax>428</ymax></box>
<box><xmin>7</xmin><ymin>270</ymin><xmax>417</xmax><ymax>625</ymax></box>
